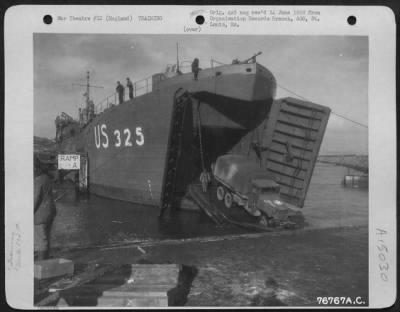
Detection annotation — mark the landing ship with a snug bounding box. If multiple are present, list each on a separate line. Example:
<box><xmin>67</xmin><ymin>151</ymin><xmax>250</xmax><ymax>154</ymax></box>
<box><xmin>55</xmin><ymin>52</ymin><xmax>331</xmax><ymax>229</ymax></box>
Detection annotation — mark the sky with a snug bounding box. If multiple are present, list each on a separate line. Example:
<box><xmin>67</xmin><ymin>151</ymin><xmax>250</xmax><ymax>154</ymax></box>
<box><xmin>34</xmin><ymin>34</ymin><xmax>368</xmax><ymax>155</ymax></box>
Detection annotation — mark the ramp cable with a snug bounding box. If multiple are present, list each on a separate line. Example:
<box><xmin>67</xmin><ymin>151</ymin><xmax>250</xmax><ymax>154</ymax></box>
<box><xmin>277</xmin><ymin>83</ymin><xmax>368</xmax><ymax>129</ymax></box>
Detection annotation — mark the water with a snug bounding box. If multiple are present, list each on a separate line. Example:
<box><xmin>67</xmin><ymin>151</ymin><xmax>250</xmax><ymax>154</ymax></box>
<box><xmin>303</xmin><ymin>164</ymin><xmax>368</xmax><ymax>229</ymax></box>
<box><xmin>50</xmin><ymin>164</ymin><xmax>368</xmax><ymax>250</ymax></box>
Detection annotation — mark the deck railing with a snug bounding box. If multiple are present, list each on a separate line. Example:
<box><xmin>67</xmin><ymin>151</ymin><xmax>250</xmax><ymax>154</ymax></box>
<box><xmin>94</xmin><ymin>75</ymin><xmax>154</xmax><ymax>114</ymax></box>
<box><xmin>93</xmin><ymin>63</ymin><xmax>193</xmax><ymax>115</ymax></box>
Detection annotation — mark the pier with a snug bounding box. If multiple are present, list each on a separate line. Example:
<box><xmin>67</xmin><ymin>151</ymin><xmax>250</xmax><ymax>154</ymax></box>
<box><xmin>317</xmin><ymin>154</ymin><xmax>368</xmax><ymax>174</ymax></box>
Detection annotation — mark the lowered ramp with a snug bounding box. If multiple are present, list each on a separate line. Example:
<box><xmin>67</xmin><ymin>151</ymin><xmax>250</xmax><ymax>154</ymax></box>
<box><xmin>261</xmin><ymin>97</ymin><xmax>331</xmax><ymax>207</ymax></box>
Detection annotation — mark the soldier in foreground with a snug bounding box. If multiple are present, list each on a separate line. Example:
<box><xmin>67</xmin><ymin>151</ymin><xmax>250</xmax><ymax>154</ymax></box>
<box><xmin>191</xmin><ymin>58</ymin><xmax>200</xmax><ymax>80</ymax></box>
<box><xmin>34</xmin><ymin>155</ymin><xmax>56</xmax><ymax>261</ymax></box>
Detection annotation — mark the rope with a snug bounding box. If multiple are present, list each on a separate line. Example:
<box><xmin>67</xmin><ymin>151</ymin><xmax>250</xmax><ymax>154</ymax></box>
<box><xmin>197</xmin><ymin>101</ymin><xmax>205</xmax><ymax>172</ymax></box>
<box><xmin>197</xmin><ymin>101</ymin><xmax>211</xmax><ymax>192</ymax></box>
<box><xmin>277</xmin><ymin>83</ymin><xmax>368</xmax><ymax>129</ymax></box>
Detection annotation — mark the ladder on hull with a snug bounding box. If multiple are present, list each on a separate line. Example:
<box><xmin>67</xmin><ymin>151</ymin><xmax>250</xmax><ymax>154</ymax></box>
<box><xmin>159</xmin><ymin>89</ymin><xmax>190</xmax><ymax>217</ymax></box>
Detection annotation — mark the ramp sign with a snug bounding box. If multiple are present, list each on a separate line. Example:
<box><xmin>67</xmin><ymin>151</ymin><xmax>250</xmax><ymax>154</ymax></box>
<box><xmin>58</xmin><ymin>154</ymin><xmax>80</xmax><ymax>170</ymax></box>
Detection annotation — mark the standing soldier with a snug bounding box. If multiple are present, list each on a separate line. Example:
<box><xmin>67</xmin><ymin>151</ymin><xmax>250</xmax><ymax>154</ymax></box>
<box><xmin>34</xmin><ymin>155</ymin><xmax>56</xmax><ymax>261</ymax></box>
<box><xmin>126</xmin><ymin>77</ymin><xmax>134</xmax><ymax>100</ymax></box>
<box><xmin>191</xmin><ymin>58</ymin><xmax>200</xmax><ymax>81</ymax></box>
<box><xmin>116</xmin><ymin>81</ymin><xmax>125</xmax><ymax>104</ymax></box>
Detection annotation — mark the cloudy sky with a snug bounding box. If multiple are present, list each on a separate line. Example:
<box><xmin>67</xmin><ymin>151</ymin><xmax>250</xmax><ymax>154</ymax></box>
<box><xmin>34</xmin><ymin>34</ymin><xmax>368</xmax><ymax>154</ymax></box>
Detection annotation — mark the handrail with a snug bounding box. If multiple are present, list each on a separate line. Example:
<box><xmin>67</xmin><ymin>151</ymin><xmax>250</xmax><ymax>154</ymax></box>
<box><xmin>211</xmin><ymin>59</ymin><xmax>227</xmax><ymax>67</ymax></box>
<box><xmin>94</xmin><ymin>92</ymin><xmax>117</xmax><ymax>114</ymax></box>
<box><xmin>92</xmin><ymin>63</ymin><xmax>192</xmax><ymax>116</ymax></box>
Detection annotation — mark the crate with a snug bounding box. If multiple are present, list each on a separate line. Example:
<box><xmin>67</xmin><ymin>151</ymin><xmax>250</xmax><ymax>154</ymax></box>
<box><xmin>34</xmin><ymin>258</ymin><xmax>74</xmax><ymax>280</ymax></box>
<box><xmin>56</xmin><ymin>264</ymin><xmax>181</xmax><ymax>307</ymax></box>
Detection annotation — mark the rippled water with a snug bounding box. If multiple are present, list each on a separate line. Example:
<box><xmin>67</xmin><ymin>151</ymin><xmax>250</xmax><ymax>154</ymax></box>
<box><xmin>50</xmin><ymin>164</ymin><xmax>368</xmax><ymax>250</ymax></box>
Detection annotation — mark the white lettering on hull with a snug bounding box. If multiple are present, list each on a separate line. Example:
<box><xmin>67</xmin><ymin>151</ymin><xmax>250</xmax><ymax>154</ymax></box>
<box><xmin>94</xmin><ymin>124</ymin><xmax>145</xmax><ymax>149</ymax></box>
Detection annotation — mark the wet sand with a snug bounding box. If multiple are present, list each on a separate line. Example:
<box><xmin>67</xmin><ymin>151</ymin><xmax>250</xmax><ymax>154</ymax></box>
<box><xmin>54</xmin><ymin>225</ymin><xmax>368</xmax><ymax>307</ymax></box>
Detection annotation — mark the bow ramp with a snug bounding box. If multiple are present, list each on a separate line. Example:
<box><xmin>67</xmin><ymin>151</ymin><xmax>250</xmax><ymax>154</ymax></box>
<box><xmin>184</xmin><ymin>97</ymin><xmax>331</xmax><ymax>230</ymax></box>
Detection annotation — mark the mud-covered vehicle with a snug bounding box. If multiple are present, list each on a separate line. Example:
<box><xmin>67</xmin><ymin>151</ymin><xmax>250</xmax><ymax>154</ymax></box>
<box><xmin>212</xmin><ymin>154</ymin><xmax>303</xmax><ymax>227</ymax></box>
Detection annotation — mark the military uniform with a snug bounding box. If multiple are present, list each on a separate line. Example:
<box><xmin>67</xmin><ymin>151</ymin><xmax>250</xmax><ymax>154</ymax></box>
<box><xmin>34</xmin><ymin>172</ymin><xmax>56</xmax><ymax>260</ymax></box>
<box><xmin>191</xmin><ymin>58</ymin><xmax>200</xmax><ymax>80</ymax></box>
<box><xmin>116</xmin><ymin>82</ymin><xmax>125</xmax><ymax>104</ymax></box>
<box><xmin>126</xmin><ymin>78</ymin><xmax>134</xmax><ymax>99</ymax></box>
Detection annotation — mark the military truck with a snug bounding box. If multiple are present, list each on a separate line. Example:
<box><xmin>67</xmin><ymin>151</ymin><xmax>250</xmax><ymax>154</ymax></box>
<box><xmin>212</xmin><ymin>154</ymin><xmax>303</xmax><ymax>227</ymax></box>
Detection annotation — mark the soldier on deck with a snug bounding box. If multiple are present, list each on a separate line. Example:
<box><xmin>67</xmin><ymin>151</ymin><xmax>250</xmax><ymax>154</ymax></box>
<box><xmin>116</xmin><ymin>81</ymin><xmax>125</xmax><ymax>104</ymax></box>
<box><xmin>126</xmin><ymin>77</ymin><xmax>134</xmax><ymax>100</ymax></box>
<box><xmin>34</xmin><ymin>155</ymin><xmax>56</xmax><ymax>260</ymax></box>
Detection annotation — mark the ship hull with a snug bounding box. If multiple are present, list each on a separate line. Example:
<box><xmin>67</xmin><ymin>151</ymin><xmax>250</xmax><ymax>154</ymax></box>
<box><xmin>58</xmin><ymin>63</ymin><xmax>276</xmax><ymax>206</ymax></box>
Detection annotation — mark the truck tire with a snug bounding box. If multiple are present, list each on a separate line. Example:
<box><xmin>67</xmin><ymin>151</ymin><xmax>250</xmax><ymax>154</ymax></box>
<box><xmin>224</xmin><ymin>192</ymin><xmax>233</xmax><ymax>209</ymax></box>
<box><xmin>216</xmin><ymin>186</ymin><xmax>225</xmax><ymax>201</ymax></box>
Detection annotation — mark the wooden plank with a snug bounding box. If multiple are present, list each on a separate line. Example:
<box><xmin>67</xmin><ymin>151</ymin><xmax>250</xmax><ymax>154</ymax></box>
<box><xmin>275</xmin><ymin>122</ymin><xmax>318</xmax><ymax>141</ymax></box>
<box><xmin>101</xmin><ymin>264</ymin><xmax>180</xmax><ymax>272</ymax></box>
<box><xmin>96</xmin><ymin>297</ymin><xmax>126</xmax><ymax>307</ymax></box>
<box><xmin>271</xmin><ymin>134</ymin><xmax>315</xmax><ymax>151</ymax></box>
<box><xmin>298</xmin><ymin>100</ymin><xmax>331</xmax><ymax>207</ymax></box>
<box><xmin>279</xmin><ymin>186</ymin><xmax>303</xmax><ymax>199</ymax></box>
<box><xmin>278</xmin><ymin>110</ymin><xmax>322</xmax><ymax>130</ymax></box>
<box><xmin>95</xmin><ymin>273</ymin><xmax>178</xmax><ymax>286</ymax></box>
<box><xmin>268</xmin><ymin>143</ymin><xmax>313</xmax><ymax>161</ymax></box>
<box><xmin>36</xmin><ymin>264</ymin><xmax>122</xmax><ymax>307</ymax></box>
<box><xmin>63</xmin><ymin>284</ymin><xmax>170</xmax><ymax>298</ymax></box>
<box><xmin>280</xmin><ymin>102</ymin><xmax>326</xmax><ymax>119</ymax></box>
<box><xmin>273</xmin><ymin>177</ymin><xmax>304</xmax><ymax>190</ymax></box>
<box><xmin>126</xmin><ymin>297</ymin><xmax>168</xmax><ymax>307</ymax></box>
<box><xmin>270</xmin><ymin>171</ymin><xmax>304</xmax><ymax>185</ymax></box>
<box><xmin>280</xmin><ymin>107</ymin><xmax>324</xmax><ymax>120</ymax></box>
<box><xmin>97</xmin><ymin>297</ymin><xmax>168</xmax><ymax>307</ymax></box>
<box><xmin>280</xmin><ymin>193</ymin><xmax>302</xmax><ymax>206</ymax></box>
<box><xmin>129</xmin><ymin>264</ymin><xmax>180</xmax><ymax>270</ymax></box>
<box><xmin>262</xmin><ymin>98</ymin><xmax>331</xmax><ymax>207</ymax></box>
<box><xmin>266</xmin><ymin>153</ymin><xmax>310</xmax><ymax>171</ymax></box>
<box><xmin>281</xmin><ymin>97</ymin><xmax>328</xmax><ymax>113</ymax></box>
<box><xmin>96</xmin><ymin>295</ymin><xmax>169</xmax><ymax>307</ymax></box>
<box><xmin>97</xmin><ymin>296</ymin><xmax>168</xmax><ymax>307</ymax></box>
<box><xmin>266</xmin><ymin>162</ymin><xmax>307</xmax><ymax>180</ymax></box>
<box><xmin>51</xmin><ymin>264</ymin><xmax>181</xmax><ymax>307</ymax></box>
<box><xmin>34</xmin><ymin>259</ymin><xmax>74</xmax><ymax>280</ymax></box>
<box><xmin>103</xmin><ymin>288</ymin><xmax>169</xmax><ymax>298</ymax></box>
<box><xmin>261</xmin><ymin>101</ymin><xmax>281</xmax><ymax>149</ymax></box>
<box><xmin>261</xmin><ymin>100</ymin><xmax>286</xmax><ymax>176</ymax></box>
<box><xmin>268</xmin><ymin>150</ymin><xmax>311</xmax><ymax>169</ymax></box>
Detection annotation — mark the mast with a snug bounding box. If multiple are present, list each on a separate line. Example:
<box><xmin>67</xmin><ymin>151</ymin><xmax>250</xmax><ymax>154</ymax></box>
<box><xmin>72</xmin><ymin>71</ymin><xmax>104</xmax><ymax>122</ymax></box>
<box><xmin>86</xmin><ymin>71</ymin><xmax>90</xmax><ymax>111</ymax></box>
<box><xmin>176</xmin><ymin>42</ymin><xmax>180</xmax><ymax>73</ymax></box>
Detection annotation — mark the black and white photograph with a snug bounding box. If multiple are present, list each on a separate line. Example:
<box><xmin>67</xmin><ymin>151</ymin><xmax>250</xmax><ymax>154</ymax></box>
<box><xmin>4</xmin><ymin>5</ymin><xmax>396</xmax><ymax>309</ymax></box>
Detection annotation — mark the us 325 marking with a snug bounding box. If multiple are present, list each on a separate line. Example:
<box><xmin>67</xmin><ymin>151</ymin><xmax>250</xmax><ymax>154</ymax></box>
<box><xmin>94</xmin><ymin>124</ymin><xmax>144</xmax><ymax>149</ymax></box>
